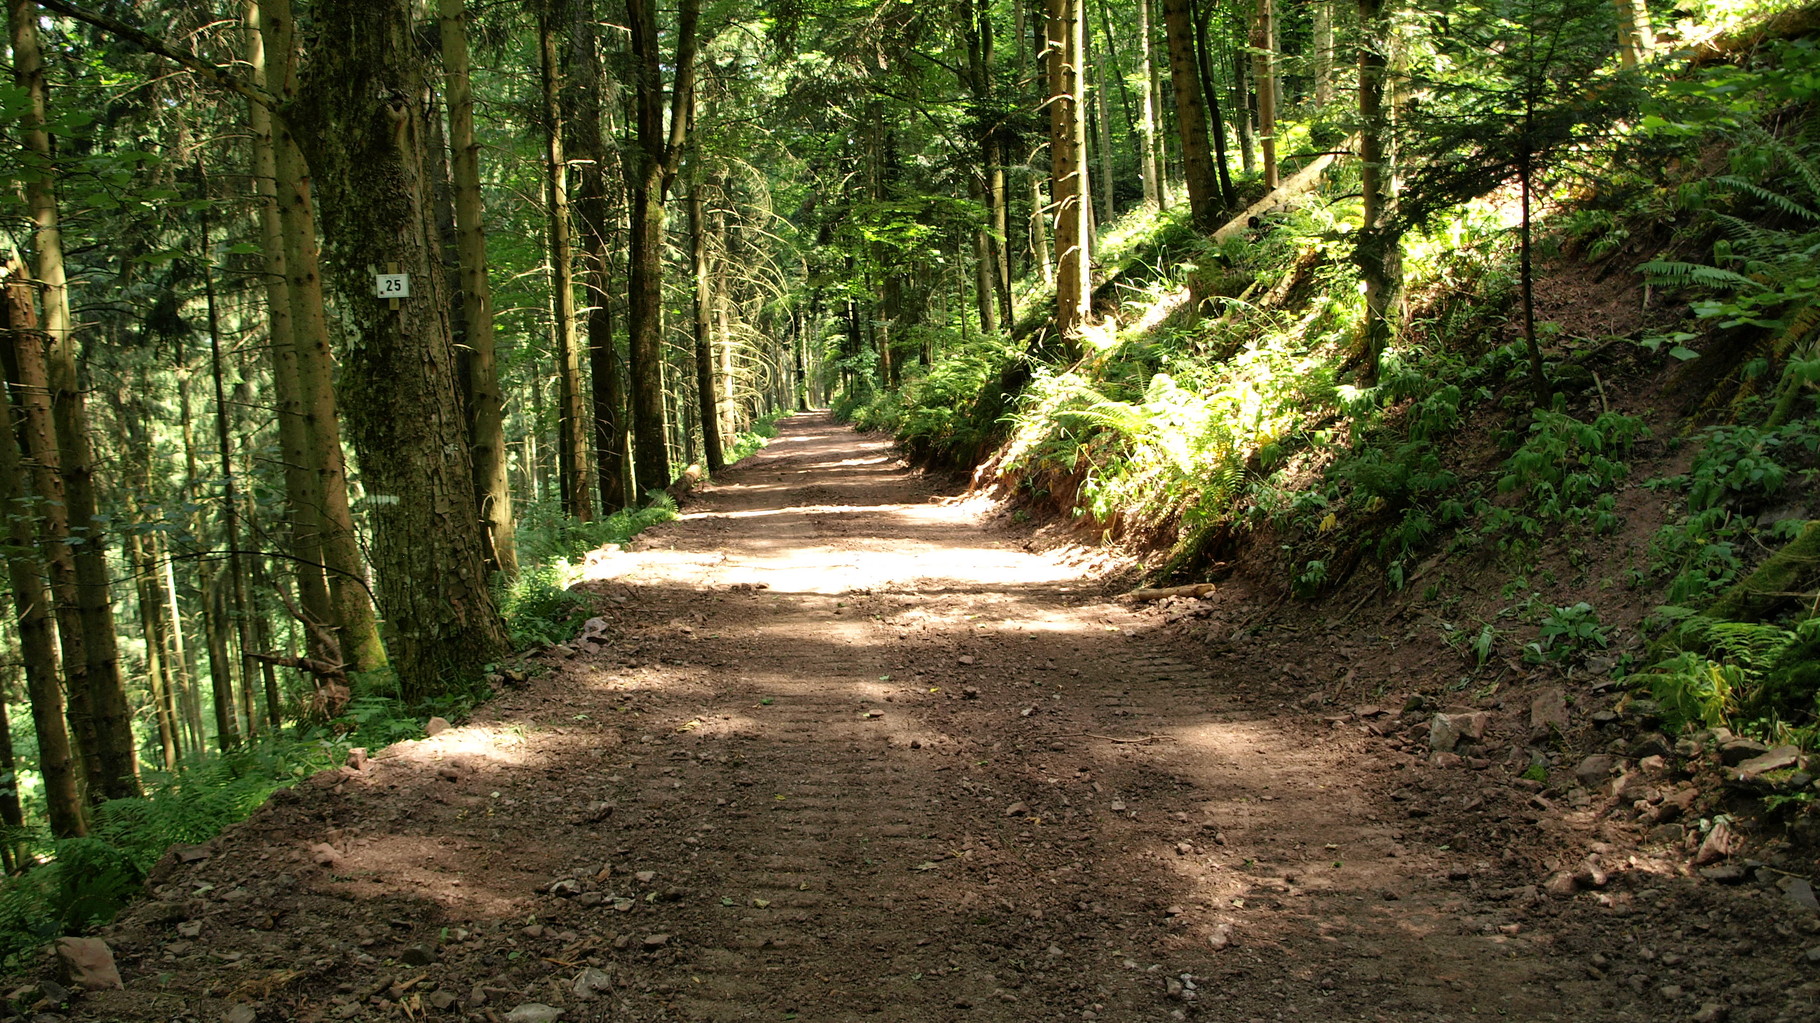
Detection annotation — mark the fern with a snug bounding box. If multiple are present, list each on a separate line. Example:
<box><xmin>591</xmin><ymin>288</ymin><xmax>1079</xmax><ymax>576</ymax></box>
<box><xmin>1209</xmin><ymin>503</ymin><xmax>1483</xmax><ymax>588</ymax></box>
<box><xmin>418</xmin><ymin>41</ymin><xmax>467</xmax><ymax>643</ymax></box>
<box><xmin>1712</xmin><ymin>174</ymin><xmax>1820</xmax><ymax>222</ymax></box>
<box><xmin>1641</xmin><ymin>259</ymin><xmax>1761</xmax><ymax>291</ymax></box>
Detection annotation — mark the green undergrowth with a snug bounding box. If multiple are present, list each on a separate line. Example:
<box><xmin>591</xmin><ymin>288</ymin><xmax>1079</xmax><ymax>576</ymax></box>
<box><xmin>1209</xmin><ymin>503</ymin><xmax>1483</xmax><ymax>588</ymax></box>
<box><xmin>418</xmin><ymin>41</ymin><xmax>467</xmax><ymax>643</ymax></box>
<box><xmin>500</xmin><ymin>411</ymin><xmax>784</xmax><ymax>650</ymax></box>
<box><xmin>839</xmin><ymin>33</ymin><xmax>1820</xmax><ymax>753</ymax></box>
<box><xmin>724</xmin><ymin>409</ymin><xmax>786</xmax><ymax>465</ymax></box>
<box><xmin>503</xmin><ymin>495</ymin><xmax>679</xmax><ymax>649</ymax></box>
<box><xmin>0</xmin><ymin>690</ymin><xmax>430</xmax><ymax>970</ymax></box>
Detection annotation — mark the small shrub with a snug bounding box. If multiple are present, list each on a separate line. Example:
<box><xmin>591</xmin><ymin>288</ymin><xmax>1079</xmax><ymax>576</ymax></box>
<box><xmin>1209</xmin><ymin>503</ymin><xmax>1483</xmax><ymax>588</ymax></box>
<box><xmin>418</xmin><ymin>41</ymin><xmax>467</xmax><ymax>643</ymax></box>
<box><xmin>1524</xmin><ymin>602</ymin><xmax>1609</xmax><ymax>664</ymax></box>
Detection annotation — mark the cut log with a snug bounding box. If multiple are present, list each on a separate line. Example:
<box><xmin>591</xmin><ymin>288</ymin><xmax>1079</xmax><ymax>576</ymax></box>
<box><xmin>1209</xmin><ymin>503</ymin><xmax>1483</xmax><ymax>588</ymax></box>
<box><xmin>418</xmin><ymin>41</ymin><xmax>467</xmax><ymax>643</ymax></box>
<box><xmin>664</xmin><ymin>463</ymin><xmax>706</xmax><ymax>502</ymax></box>
<box><xmin>1211</xmin><ymin>136</ymin><xmax>1356</xmax><ymax>245</ymax></box>
<box><xmin>1694</xmin><ymin>8</ymin><xmax>1820</xmax><ymax>67</ymax></box>
<box><xmin>1122</xmin><ymin>583</ymin><xmax>1217</xmax><ymax>603</ymax></box>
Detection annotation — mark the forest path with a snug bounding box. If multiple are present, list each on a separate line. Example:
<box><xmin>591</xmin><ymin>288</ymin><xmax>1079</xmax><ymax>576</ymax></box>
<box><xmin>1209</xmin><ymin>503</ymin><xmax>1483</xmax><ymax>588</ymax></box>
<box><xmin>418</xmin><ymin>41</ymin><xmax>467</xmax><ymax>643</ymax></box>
<box><xmin>70</xmin><ymin>412</ymin><xmax>1757</xmax><ymax>1022</ymax></box>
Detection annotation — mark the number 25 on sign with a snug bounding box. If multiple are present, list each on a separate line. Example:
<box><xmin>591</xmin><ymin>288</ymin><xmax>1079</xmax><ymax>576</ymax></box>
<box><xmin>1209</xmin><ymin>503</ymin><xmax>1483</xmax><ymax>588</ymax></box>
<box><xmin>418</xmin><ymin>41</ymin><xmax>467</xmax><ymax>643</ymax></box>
<box><xmin>374</xmin><ymin>273</ymin><xmax>412</xmax><ymax>299</ymax></box>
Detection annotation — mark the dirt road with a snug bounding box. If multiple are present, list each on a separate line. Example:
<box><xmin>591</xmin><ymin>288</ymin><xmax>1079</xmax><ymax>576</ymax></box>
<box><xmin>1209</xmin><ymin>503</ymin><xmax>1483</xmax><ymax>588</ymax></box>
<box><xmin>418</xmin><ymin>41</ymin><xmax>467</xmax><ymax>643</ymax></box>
<box><xmin>64</xmin><ymin>413</ymin><xmax>1818</xmax><ymax>1022</ymax></box>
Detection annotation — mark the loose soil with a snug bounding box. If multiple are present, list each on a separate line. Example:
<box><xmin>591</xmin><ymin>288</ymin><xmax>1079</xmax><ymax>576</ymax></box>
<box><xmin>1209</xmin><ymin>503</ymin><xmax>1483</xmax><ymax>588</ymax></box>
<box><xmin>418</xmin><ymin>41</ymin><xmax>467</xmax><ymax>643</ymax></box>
<box><xmin>43</xmin><ymin>413</ymin><xmax>1820</xmax><ymax>1023</ymax></box>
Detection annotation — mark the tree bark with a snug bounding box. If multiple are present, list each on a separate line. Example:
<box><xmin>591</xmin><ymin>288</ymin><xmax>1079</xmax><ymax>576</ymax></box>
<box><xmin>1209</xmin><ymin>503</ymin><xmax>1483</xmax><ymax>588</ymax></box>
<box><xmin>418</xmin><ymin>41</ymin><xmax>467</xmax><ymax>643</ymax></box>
<box><xmin>199</xmin><ymin>183</ymin><xmax>257</xmax><ymax>740</ymax></box>
<box><xmin>438</xmin><ymin>0</ymin><xmax>518</xmax><ymax>575</ymax></box>
<box><xmin>0</xmin><ymin>270</ymin><xmax>83</xmax><ymax>836</ymax></box>
<box><xmin>688</xmin><ymin>145</ymin><xmax>726</xmax><ymax>472</ymax></box>
<box><xmin>567</xmin><ymin>0</ymin><xmax>631</xmax><ymax>512</ymax></box>
<box><xmin>1614</xmin><ymin>0</ymin><xmax>1654</xmax><ymax>70</ymax></box>
<box><xmin>963</xmin><ymin>0</ymin><xmax>1014</xmax><ymax>330</ymax></box>
<box><xmin>1255</xmin><ymin>0</ymin><xmax>1278</xmax><ymax>189</ymax></box>
<box><xmin>9</xmin><ymin>0</ymin><xmax>138</xmax><ymax>800</ymax></box>
<box><xmin>1087</xmin><ymin>23</ymin><xmax>1117</xmax><ymax>223</ymax></box>
<box><xmin>244</xmin><ymin>1</ymin><xmax>335</xmax><ymax>656</ymax></box>
<box><xmin>259</xmin><ymin>0</ymin><xmax>388</xmax><ymax>674</ymax></box>
<box><xmin>160</xmin><ymin>536</ymin><xmax>204</xmax><ymax>753</ymax></box>
<box><xmin>625</xmin><ymin>0</ymin><xmax>701</xmax><ymax>496</ymax></box>
<box><xmin>1356</xmin><ymin>0</ymin><xmax>1400</xmax><ymax>386</ymax></box>
<box><xmin>541</xmin><ymin>10</ymin><xmax>593</xmax><ymax>521</ymax></box>
<box><xmin>1230</xmin><ymin>31</ymin><xmax>1256</xmax><ymax>174</ymax></box>
<box><xmin>1313</xmin><ymin>0</ymin><xmax>1335</xmax><ymax>106</ymax></box>
<box><xmin>1048</xmin><ymin>0</ymin><xmax>1091</xmax><ymax>344</ymax></box>
<box><xmin>294</xmin><ymin>0</ymin><xmax>510</xmax><ymax>701</ymax></box>
<box><xmin>1136</xmin><ymin>0</ymin><xmax>1163</xmax><ymax>206</ymax></box>
<box><xmin>1192</xmin><ymin>1</ymin><xmax>1238</xmax><ymax>206</ymax></box>
<box><xmin>1161</xmin><ymin>0</ymin><xmax>1221</xmax><ymax>231</ymax></box>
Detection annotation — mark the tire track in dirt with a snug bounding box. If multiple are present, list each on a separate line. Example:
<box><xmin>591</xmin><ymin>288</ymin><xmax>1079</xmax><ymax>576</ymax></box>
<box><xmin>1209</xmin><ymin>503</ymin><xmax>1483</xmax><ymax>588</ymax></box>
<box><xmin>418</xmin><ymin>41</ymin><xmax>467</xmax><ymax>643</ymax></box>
<box><xmin>59</xmin><ymin>412</ymin><xmax>1816</xmax><ymax>1023</ymax></box>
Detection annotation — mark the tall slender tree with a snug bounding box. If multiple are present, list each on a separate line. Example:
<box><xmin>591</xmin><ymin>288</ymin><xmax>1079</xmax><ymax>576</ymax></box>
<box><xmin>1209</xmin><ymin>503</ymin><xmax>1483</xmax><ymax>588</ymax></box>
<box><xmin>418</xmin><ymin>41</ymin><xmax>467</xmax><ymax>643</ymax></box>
<box><xmin>1162</xmin><ymin>0</ymin><xmax>1221</xmax><ymax>231</ymax></box>
<box><xmin>625</xmin><ymin>0</ymin><xmax>701</xmax><ymax>496</ymax></box>
<box><xmin>259</xmin><ymin>0</ymin><xmax>388</xmax><ymax>675</ymax></box>
<box><xmin>439</xmin><ymin>0</ymin><xmax>518</xmax><ymax>575</ymax></box>
<box><xmin>540</xmin><ymin>6</ymin><xmax>593</xmax><ymax>520</ymax></box>
<box><xmin>10</xmin><ymin>0</ymin><xmax>140</xmax><ymax>800</ymax></box>
<box><xmin>1048</xmin><ymin>0</ymin><xmax>1091</xmax><ymax>342</ymax></box>
<box><xmin>0</xmin><ymin>268</ymin><xmax>83</xmax><ymax>837</ymax></box>
<box><xmin>1356</xmin><ymin>0</ymin><xmax>1400</xmax><ymax>385</ymax></box>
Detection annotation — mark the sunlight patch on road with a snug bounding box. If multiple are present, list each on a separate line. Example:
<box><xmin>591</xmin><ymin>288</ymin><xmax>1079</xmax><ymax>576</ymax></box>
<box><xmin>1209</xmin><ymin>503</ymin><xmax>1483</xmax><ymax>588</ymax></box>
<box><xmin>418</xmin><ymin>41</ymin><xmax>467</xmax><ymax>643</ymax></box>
<box><xmin>390</xmin><ymin>725</ymin><xmax>534</xmax><ymax>767</ymax></box>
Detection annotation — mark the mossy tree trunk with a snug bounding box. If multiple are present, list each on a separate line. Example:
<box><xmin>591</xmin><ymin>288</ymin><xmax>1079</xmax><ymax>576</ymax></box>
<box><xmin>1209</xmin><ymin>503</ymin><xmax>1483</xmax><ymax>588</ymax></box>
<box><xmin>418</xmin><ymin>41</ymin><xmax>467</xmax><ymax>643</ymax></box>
<box><xmin>540</xmin><ymin>8</ymin><xmax>593</xmax><ymax>521</ymax></box>
<box><xmin>260</xmin><ymin>0</ymin><xmax>388</xmax><ymax>675</ymax></box>
<box><xmin>294</xmin><ymin>0</ymin><xmax>511</xmax><ymax>701</ymax></box>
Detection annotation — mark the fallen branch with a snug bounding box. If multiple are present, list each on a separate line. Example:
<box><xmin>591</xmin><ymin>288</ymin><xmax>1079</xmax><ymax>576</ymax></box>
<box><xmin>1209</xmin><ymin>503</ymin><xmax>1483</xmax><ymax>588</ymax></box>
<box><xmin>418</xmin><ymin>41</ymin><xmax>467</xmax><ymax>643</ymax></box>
<box><xmin>1039</xmin><ymin>732</ymin><xmax>1175</xmax><ymax>745</ymax></box>
<box><xmin>247</xmin><ymin>652</ymin><xmax>344</xmax><ymax>677</ymax></box>
<box><xmin>1121</xmin><ymin>583</ymin><xmax>1217</xmax><ymax>603</ymax></box>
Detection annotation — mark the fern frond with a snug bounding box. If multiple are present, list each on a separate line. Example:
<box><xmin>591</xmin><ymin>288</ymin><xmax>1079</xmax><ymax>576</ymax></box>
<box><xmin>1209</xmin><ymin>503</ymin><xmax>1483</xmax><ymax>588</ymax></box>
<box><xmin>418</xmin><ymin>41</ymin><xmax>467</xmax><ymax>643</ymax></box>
<box><xmin>1710</xmin><ymin>213</ymin><xmax>1789</xmax><ymax>254</ymax></box>
<box><xmin>1640</xmin><ymin>260</ymin><xmax>1761</xmax><ymax>292</ymax></box>
<box><xmin>1771</xmin><ymin>303</ymin><xmax>1820</xmax><ymax>362</ymax></box>
<box><xmin>1712</xmin><ymin>175</ymin><xmax>1820</xmax><ymax>223</ymax></box>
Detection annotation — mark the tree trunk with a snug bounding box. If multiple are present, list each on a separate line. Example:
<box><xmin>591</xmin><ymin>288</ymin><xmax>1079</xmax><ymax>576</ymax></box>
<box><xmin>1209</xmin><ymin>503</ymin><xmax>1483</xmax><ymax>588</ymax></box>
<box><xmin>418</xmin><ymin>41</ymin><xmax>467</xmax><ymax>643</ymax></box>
<box><xmin>1313</xmin><ymin>0</ymin><xmax>1335</xmax><ymax>106</ymax></box>
<box><xmin>1255</xmin><ymin>0</ymin><xmax>1277</xmax><ymax>189</ymax></box>
<box><xmin>1231</xmin><ymin>36</ymin><xmax>1256</xmax><ymax>174</ymax></box>
<box><xmin>1136</xmin><ymin>0</ymin><xmax>1163</xmax><ymax>206</ymax></box>
<box><xmin>688</xmin><ymin>144</ymin><xmax>725</xmax><ymax>472</ymax></box>
<box><xmin>160</xmin><ymin>537</ymin><xmax>204</xmax><ymax>754</ymax></box>
<box><xmin>972</xmin><ymin>175</ymin><xmax>1000</xmax><ymax>335</ymax></box>
<box><xmin>626</xmin><ymin>0</ymin><xmax>701</xmax><ymax>496</ymax></box>
<box><xmin>0</xmin><ymin>270</ymin><xmax>83</xmax><ymax>836</ymax></box>
<box><xmin>964</xmin><ymin>0</ymin><xmax>1014</xmax><ymax>329</ymax></box>
<box><xmin>1614</xmin><ymin>0</ymin><xmax>1654</xmax><ymax>70</ymax></box>
<box><xmin>1192</xmin><ymin>2</ymin><xmax>1238</xmax><ymax>206</ymax></box>
<box><xmin>567</xmin><ymin>0</ymin><xmax>631</xmax><ymax>513</ymax></box>
<box><xmin>3</xmin><ymin>280</ymin><xmax>92</xmax><ymax>798</ymax></box>
<box><xmin>8</xmin><ymin>1</ymin><xmax>138</xmax><ymax>800</ymax></box>
<box><xmin>201</xmin><ymin>568</ymin><xmax>239</xmax><ymax>750</ymax></box>
<box><xmin>1048</xmin><ymin>0</ymin><xmax>1091</xmax><ymax>344</ymax></box>
<box><xmin>541</xmin><ymin>11</ymin><xmax>593</xmax><ymax>521</ymax></box>
<box><xmin>1087</xmin><ymin>24</ymin><xmax>1117</xmax><ymax>223</ymax></box>
<box><xmin>244</xmin><ymin>1</ymin><xmax>336</xmax><ymax>655</ymax></box>
<box><xmin>1161</xmin><ymin>0</ymin><xmax>1221</xmax><ymax>231</ymax></box>
<box><xmin>0</xmin><ymin>665</ymin><xmax>28</xmax><ymax>869</ymax></box>
<box><xmin>199</xmin><ymin>186</ymin><xmax>257</xmax><ymax>740</ymax></box>
<box><xmin>294</xmin><ymin>0</ymin><xmax>511</xmax><ymax>701</ymax></box>
<box><xmin>259</xmin><ymin>0</ymin><xmax>387</xmax><ymax>675</ymax></box>
<box><xmin>1356</xmin><ymin>0</ymin><xmax>1400</xmax><ymax>386</ymax></box>
<box><xmin>438</xmin><ymin>0</ymin><xmax>517</xmax><ymax>575</ymax></box>
<box><xmin>125</xmin><ymin>520</ymin><xmax>178</xmax><ymax>768</ymax></box>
